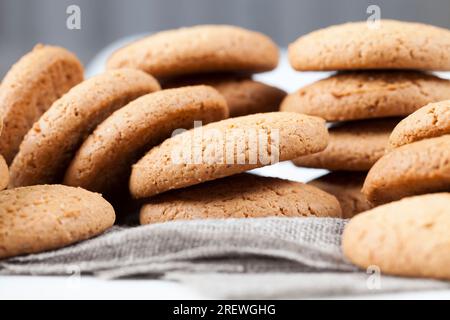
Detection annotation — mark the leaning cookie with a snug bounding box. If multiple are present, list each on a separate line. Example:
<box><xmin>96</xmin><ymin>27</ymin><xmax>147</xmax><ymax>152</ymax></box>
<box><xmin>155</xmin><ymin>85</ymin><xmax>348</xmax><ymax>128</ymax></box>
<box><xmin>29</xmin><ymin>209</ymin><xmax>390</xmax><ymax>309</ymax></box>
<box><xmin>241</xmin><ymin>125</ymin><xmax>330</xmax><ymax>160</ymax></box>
<box><xmin>389</xmin><ymin>100</ymin><xmax>450</xmax><ymax>148</ymax></box>
<box><xmin>130</xmin><ymin>112</ymin><xmax>328</xmax><ymax>198</ymax></box>
<box><xmin>164</xmin><ymin>74</ymin><xmax>286</xmax><ymax>117</ymax></box>
<box><xmin>140</xmin><ymin>173</ymin><xmax>342</xmax><ymax>224</ymax></box>
<box><xmin>293</xmin><ymin>118</ymin><xmax>399</xmax><ymax>171</ymax></box>
<box><xmin>0</xmin><ymin>185</ymin><xmax>115</xmax><ymax>259</ymax></box>
<box><xmin>342</xmin><ymin>193</ymin><xmax>450</xmax><ymax>280</ymax></box>
<box><xmin>289</xmin><ymin>20</ymin><xmax>450</xmax><ymax>71</ymax></box>
<box><xmin>0</xmin><ymin>155</ymin><xmax>8</xmax><ymax>190</ymax></box>
<box><xmin>0</xmin><ymin>44</ymin><xmax>84</xmax><ymax>163</ymax></box>
<box><xmin>363</xmin><ymin>135</ymin><xmax>450</xmax><ymax>205</ymax></box>
<box><xmin>280</xmin><ymin>71</ymin><xmax>450</xmax><ymax>121</ymax></box>
<box><xmin>64</xmin><ymin>86</ymin><xmax>228</xmax><ymax>195</ymax></box>
<box><xmin>9</xmin><ymin>69</ymin><xmax>160</xmax><ymax>188</ymax></box>
<box><xmin>308</xmin><ymin>172</ymin><xmax>372</xmax><ymax>219</ymax></box>
<box><xmin>107</xmin><ymin>25</ymin><xmax>279</xmax><ymax>79</ymax></box>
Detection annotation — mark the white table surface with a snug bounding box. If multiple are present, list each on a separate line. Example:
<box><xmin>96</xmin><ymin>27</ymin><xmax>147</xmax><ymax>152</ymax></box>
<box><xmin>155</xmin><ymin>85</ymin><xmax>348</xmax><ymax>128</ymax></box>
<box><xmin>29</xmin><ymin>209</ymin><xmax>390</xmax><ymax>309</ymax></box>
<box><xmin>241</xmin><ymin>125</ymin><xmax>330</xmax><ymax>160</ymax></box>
<box><xmin>2</xmin><ymin>39</ymin><xmax>449</xmax><ymax>300</ymax></box>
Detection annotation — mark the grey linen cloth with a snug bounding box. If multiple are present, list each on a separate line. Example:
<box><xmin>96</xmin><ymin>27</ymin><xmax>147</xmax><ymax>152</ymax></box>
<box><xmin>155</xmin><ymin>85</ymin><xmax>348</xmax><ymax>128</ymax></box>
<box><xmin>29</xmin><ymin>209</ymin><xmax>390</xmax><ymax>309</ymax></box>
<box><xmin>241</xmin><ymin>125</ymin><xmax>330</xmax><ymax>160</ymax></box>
<box><xmin>1</xmin><ymin>217</ymin><xmax>449</xmax><ymax>298</ymax></box>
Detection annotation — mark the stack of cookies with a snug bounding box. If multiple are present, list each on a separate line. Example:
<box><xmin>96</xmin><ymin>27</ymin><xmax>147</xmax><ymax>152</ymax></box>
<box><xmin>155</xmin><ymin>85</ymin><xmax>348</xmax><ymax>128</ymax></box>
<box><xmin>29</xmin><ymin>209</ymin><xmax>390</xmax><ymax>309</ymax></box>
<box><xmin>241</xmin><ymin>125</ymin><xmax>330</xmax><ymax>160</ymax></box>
<box><xmin>282</xmin><ymin>20</ymin><xmax>450</xmax><ymax>218</ymax></box>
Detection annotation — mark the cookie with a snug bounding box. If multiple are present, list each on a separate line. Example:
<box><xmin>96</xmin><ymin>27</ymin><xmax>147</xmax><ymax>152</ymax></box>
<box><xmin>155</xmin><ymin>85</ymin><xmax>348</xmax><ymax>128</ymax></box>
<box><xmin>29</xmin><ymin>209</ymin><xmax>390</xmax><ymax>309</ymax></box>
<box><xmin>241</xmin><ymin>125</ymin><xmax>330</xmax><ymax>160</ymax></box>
<box><xmin>130</xmin><ymin>112</ymin><xmax>328</xmax><ymax>198</ymax></box>
<box><xmin>342</xmin><ymin>193</ymin><xmax>450</xmax><ymax>280</ymax></box>
<box><xmin>0</xmin><ymin>44</ymin><xmax>84</xmax><ymax>163</ymax></box>
<box><xmin>0</xmin><ymin>185</ymin><xmax>115</xmax><ymax>259</ymax></box>
<box><xmin>140</xmin><ymin>173</ymin><xmax>342</xmax><ymax>224</ymax></box>
<box><xmin>308</xmin><ymin>172</ymin><xmax>372</xmax><ymax>219</ymax></box>
<box><xmin>0</xmin><ymin>155</ymin><xmax>8</xmax><ymax>190</ymax></box>
<box><xmin>362</xmin><ymin>135</ymin><xmax>450</xmax><ymax>205</ymax></box>
<box><xmin>107</xmin><ymin>25</ymin><xmax>279</xmax><ymax>79</ymax></box>
<box><xmin>280</xmin><ymin>71</ymin><xmax>450</xmax><ymax>121</ymax></box>
<box><xmin>64</xmin><ymin>85</ymin><xmax>228</xmax><ymax>195</ymax></box>
<box><xmin>9</xmin><ymin>69</ymin><xmax>160</xmax><ymax>188</ymax></box>
<box><xmin>389</xmin><ymin>100</ymin><xmax>450</xmax><ymax>148</ymax></box>
<box><xmin>293</xmin><ymin>118</ymin><xmax>399</xmax><ymax>171</ymax></box>
<box><xmin>288</xmin><ymin>20</ymin><xmax>450</xmax><ymax>71</ymax></box>
<box><xmin>164</xmin><ymin>74</ymin><xmax>286</xmax><ymax>117</ymax></box>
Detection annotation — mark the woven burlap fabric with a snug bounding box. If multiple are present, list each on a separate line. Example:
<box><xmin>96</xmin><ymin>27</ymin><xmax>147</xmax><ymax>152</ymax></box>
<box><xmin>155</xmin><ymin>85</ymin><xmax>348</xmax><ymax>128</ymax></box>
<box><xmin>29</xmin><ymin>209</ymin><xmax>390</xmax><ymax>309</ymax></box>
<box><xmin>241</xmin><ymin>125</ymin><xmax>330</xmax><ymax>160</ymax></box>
<box><xmin>1</xmin><ymin>217</ymin><xmax>449</xmax><ymax>298</ymax></box>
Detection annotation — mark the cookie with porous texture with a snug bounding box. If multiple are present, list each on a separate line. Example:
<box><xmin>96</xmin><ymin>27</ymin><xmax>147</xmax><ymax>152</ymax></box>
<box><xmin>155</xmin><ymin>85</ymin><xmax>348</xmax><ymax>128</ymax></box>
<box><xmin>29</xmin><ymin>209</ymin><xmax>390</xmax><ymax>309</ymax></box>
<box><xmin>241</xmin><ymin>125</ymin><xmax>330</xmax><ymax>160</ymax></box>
<box><xmin>164</xmin><ymin>74</ymin><xmax>286</xmax><ymax>117</ymax></box>
<box><xmin>342</xmin><ymin>193</ymin><xmax>450</xmax><ymax>280</ymax></box>
<box><xmin>363</xmin><ymin>135</ymin><xmax>450</xmax><ymax>205</ymax></box>
<box><xmin>389</xmin><ymin>100</ymin><xmax>450</xmax><ymax>148</ymax></box>
<box><xmin>9</xmin><ymin>69</ymin><xmax>160</xmax><ymax>188</ymax></box>
<box><xmin>130</xmin><ymin>112</ymin><xmax>328</xmax><ymax>198</ymax></box>
<box><xmin>308</xmin><ymin>172</ymin><xmax>372</xmax><ymax>219</ymax></box>
<box><xmin>288</xmin><ymin>20</ymin><xmax>450</xmax><ymax>71</ymax></box>
<box><xmin>0</xmin><ymin>44</ymin><xmax>84</xmax><ymax>163</ymax></box>
<box><xmin>0</xmin><ymin>185</ymin><xmax>115</xmax><ymax>259</ymax></box>
<box><xmin>140</xmin><ymin>173</ymin><xmax>342</xmax><ymax>224</ymax></box>
<box><xmin>293</xmin><ymin>118</ymin><xmax>399</xmax><ymax>171</ymax></box>
<box><xmin>280</xmin><ymin>71</ymin><xmax>450</xmax><ymax>121</ymax></box>
<box><xmin>64</xmin><ymin>85</ymin><xmax>228</xmax><ymax>195</ymax></box>
<box><xmin>0</xmin><ymin>155</ymin><xmax>8</xmax><ymax>190</ymax></box>
<box><xmin>107</xmin><ymin>25</ymin><xmax>279</xmax><ymax>79</ymax></box>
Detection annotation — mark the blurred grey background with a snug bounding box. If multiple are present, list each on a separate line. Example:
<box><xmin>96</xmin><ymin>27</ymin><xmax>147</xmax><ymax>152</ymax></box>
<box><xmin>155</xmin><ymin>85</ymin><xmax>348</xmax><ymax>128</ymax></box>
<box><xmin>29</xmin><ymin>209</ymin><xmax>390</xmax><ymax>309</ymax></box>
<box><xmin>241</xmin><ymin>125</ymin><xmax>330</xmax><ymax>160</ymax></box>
<box><xmin>1</xmin><ymin>0</ymin><xmax>450</xmax><ymax>77</ymax></box>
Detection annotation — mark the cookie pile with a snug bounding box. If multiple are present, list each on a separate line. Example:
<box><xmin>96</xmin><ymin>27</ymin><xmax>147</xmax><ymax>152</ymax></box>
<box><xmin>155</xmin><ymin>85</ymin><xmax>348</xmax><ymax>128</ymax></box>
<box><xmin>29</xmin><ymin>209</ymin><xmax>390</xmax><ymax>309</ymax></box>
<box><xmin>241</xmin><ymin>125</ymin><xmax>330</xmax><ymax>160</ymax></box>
<box><xmin>282</xmin><ymin>20</ymin><xmax>450</xmax><ymax>218</ymax></box>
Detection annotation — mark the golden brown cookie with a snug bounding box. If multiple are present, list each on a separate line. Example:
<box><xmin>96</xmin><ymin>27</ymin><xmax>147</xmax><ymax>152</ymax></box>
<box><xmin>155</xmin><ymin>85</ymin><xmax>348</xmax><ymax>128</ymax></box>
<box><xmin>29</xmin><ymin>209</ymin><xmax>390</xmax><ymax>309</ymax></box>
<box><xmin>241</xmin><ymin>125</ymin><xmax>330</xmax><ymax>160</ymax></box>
<box><xmin>0</xmin><ymin>185</ymin><xmax>115</xmax><ymax>259</ymax></box>
<box><xmin>64</xmin><ymin>85</ymin><xmax>228</xmax><ymax>195</ymax></box>
<box><xmin>0</xmin><ymin>44</ymin><xmax>84</xmax><ymax>163</ymax></box>
<box><xmin>0</xmin><ymin>155</ymin><xmax>8</xmax><ymax>190</ymax></box>
<box><xmin>389</xmin><ymin>100</ymin><xmax>450</xmax><ymax>148</ymax></box>
<box><xmin>308</xmin><ymin>172</ymin><xmax>372</xmax><ymax>219</ymax></box>
<box><xmin>140</xmin><ymin>173</ymin><xmax>342</xmax><ymax>224</ymax></box>
<box><xmin>293</xmin><ymin>118</ymin><xmax>399</xmax><ymax>171</ymax></box>
<box><xmin>289</xmin><ymin>20</ymin><xmax>450</xmax><ymax>71</ymax></box>
<box><xmin>107</xmin><ymin>25</ymin><xmax>279</xmax><ymax>79</ymax></box>
<box><xmin>164</xmin><ymin>74</ymin><xmax>286</xmax><ymax>117</ymax></box>
<box><xmin>342</xmin><ymin>193</ymin><xmax>450</xmax><ymax>280</ymax></box>
<box><xmin>130</xmin><ymin>112</ymin><xmax>328</xmax><ymax>198</ymax></box>
<box><xmin>363</xmin><ymin>135</ymin><xmax>450</xmax><ymax>205</ymax></box>
<box><xmin>280</xmin><ymin>71</ymin><xmax>450</xmax><ymax>121</ymax></box>
<box><xmin>9</xmin><ymin>69</ymin><xmax>160</xmax><ymax>188</ymax></box>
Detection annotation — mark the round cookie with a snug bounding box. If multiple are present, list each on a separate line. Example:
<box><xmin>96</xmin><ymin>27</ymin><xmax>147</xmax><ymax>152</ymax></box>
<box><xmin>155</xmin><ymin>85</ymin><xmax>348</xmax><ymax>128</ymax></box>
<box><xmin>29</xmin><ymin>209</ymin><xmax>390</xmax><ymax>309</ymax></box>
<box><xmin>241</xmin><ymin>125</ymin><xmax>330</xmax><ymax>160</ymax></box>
<box><xmin>130</xmin><ymin>112</ymin><xmax>328</xmax><ymax>198</ymax></box>
<box><xmin>288</xmin><ymin>20</ymin><xmax>450</xmax><ymax>71</ymax></box>
<box><xmin>0</xmin><ymin>155</ymin><xmax>8</xmax><ymax>190</ymax></box>
<box><xmin>107</xmin><ymin>25</ymin><xmax>279</xmax><ymax>79</ymax></box>
<box><xmin>389</xmin><ymin>100</ymin><xmax>450</xmax><ymax>148</ymax></box>
<box><xmin>0</xmin><ymin>44</ymin><xmax>84</xmax><ymax>163</ymax></box>
<box><xmin>164</xmin><ymin>74</ymin><xmax>286</xmax><ymax>117</ymax></box>
<box><xmin>9</xmin><ymin>69</ymin><xmax>160</xmax><ymax>188</ymax></box>
<box><xmin>293</xmin><ymin>118</ymin><xmax>400</xmax><ymax>171</ymax></box>
<box><xmin>308</xmin><ymin>172</ymin><xmax>372</xmax><ymax>219</ymax></box>
<box><xmin>280</xmin><ymin>71</ymin><xmax>450</xmax><ymax>121</ymax></box>
<box><xmin>140</xmin><ymin>173</ymin><xmax>342</xmax><ymax>224</ymax></box>
<box><xmin>64</xmin><ymin>85</ymin><xmax>228</xmax><ymax>195</ymax></box>
<box><xmin>0</xmin><ymin>185</ymin><xmax>115</xmax><ymax>259</ymax></box>
<box><xmin>362</xmin><ymin>135</ymin><xmax>450</xmax><ymax>205</ymax></box>
<box><xmin>342</xmin><ymin>193</ymin><xmax>450</xmax><ymax>280</ymax></box>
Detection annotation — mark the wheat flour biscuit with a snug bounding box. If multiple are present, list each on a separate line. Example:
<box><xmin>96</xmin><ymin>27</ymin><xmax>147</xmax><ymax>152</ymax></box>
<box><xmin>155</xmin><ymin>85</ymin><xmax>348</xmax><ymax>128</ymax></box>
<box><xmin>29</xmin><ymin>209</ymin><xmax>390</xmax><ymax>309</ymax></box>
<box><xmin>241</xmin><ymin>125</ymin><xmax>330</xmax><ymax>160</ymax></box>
<box><xmin>0</xmin><ymin>44</ymin><xmax>84</xmax><ymax>163</ymax></box>
<box><xmin>164</xmin><ymin>74</ymin><xmax>286</xmax><ymax>117</ymax></box>
<box><xmin>342</xmin><ymin>193</ymin><xmax>450</xmax><ymax>280</ymax></box>
<box><xmin>64</xmin><ymin>85</ymin><xmax>228</xmax><ymax>195</ymax></box>
<box><xmin>9</xmin><ymin>69</ymin><xmax>160</xmax><ymax>188</ymax></box>
<box><xmin>130</xmin><ymin>112</ymin><xmax>328</xmax><ymax>198</ymax></box>
<box><xmin>362</xmin><ymin>135</ymin><xmax>450</xmax><ymax>204</ymax></box>
<box><xmin>308</xmin><ymin>172</ymin><xmax>372</xmax><ymax>218</ymax></box>
<box><xmin>107</xmin><ymin>25</ymin><xmax>279</xmax><ymax>79</ymax></box>
<box><xmin>288</xmin><ymin>20</ymin><xmax>450</xmax><ymax>71</ymax></box>
<box><xmin>389</xmin><ymin>100</ymin><xmax>450</xmax><ymax>148</ymax></box>
<box><xmin>140</xmin><ymin>173</ymin><xmax>342</xmax><ymax>224</ymax></box>
<box><xmin>280</xmin><ymin>71</ymin><xmax>450</xmax><ymax>121</ymax></box>
<box><xmin>293</xmin><ymin>118</ymin><xmax>399</xmax><ymax>171</ymax></box>
<box><xmin>0</xmin><ymin>155</ymin><xmax>8</xmax><ymax>190</ymax></box>
<box><xmin>0</xmin><ymin>185</ymin><xmax>115</xmax><ymax>259</ymax></box>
